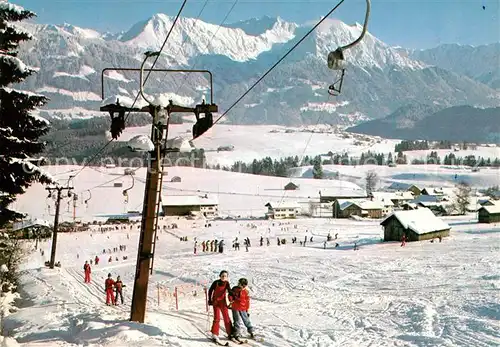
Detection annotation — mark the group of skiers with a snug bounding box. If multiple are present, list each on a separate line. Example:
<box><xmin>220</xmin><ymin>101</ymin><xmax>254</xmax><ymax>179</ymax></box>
<box><xmin>83</xmin><ymin>261</ymin><xmax>126</xmax><ymax>305</ymax></box>
<box><xmin>200</xmin><ymin>239</ymin><xmax>224</xmax><ymax>253</ymax></box>
<box><xmin>207</xmin><ymin>270</ymin><xmax>255</xmax><ymax>344</ymax></box>
<box><xmin>105</xmin><ymin>273</ymin><xmax>126</xmax><ymax>306</ymax></box>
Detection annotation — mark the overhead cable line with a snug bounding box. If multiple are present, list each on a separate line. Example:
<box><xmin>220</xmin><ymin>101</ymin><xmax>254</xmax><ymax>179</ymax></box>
<box><xmin>68</xmin><ymin>0</ymin><xmax>188</xmax><ymax>180</ymax></box>
<box><xmin>209</xmin><ymin>0</ymin><xmax>346</xmax><ymax>129</ymax></box>
<box><xmin>172</xmin><ymin>0</ymin><xmax>239</xmax><ymax>97</ymax></box>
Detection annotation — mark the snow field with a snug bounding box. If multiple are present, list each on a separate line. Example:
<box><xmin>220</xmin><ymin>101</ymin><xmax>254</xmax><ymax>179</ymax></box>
<box><xmin>117</xmin><ymin>123</ymin><xmax>500</xmax><ymax>168</ymax></box>
<box><xmin>5</xmin><ymin>217</ymin><xmax>500</xmax><ymax>347</ymax></box>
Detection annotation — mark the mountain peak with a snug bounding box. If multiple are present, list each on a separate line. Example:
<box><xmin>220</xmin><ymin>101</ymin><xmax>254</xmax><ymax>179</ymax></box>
<box><xmin>119</xmin><ymin>13</ymin><xmax>296</xmax><ymax>63</ymax></box>
<box><xmin>226</xmin><ymin>15</ymin><xmax>291</xmax><ymax>36</ymax></box>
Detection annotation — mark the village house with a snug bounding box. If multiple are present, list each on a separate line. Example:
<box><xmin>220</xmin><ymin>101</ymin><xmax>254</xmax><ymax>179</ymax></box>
<box><xmin>265</xmin><ymin>201</ymin><xmax>300</xmax><ymax>219</ymax></box>
<box><xmin>477</xmin><ymin>204</ymin><xmax>500</xmax><ymax>224</ymax></box>
<box><xmin>284</xmin><ymin>182</ymin><xmax>299</xmax><ymax>190</ymax></box>
<box><xmin>11</xmin><ymin>218</ymin><xmax>51</xmax><ymax>239</ymax></box>
<box><xmin>371</xmin><ymin>191</ymin><xmax>414</xmax><ymax>209</ymax></box>
<box><xmin>161</xmin><ymin>195</ymin><xmax>219</xmax><ymax>218</ymax></box>
<box><xmin>332</xmin><ymin>199</ymin><xmax>384</xmax><ymax>219</ymax></box>
<box><xmin>380</xmin><ymin>208</ymin><xmax>451</xmax><ymax>242</ymax></box>
<box><xmin>386</xmin><ymin>182</ymin><xmax>422</xmax><ymax>196</ymax></box>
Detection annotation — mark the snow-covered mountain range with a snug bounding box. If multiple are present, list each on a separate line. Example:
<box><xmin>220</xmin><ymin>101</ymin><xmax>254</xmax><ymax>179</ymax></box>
<box><xmin>16</xmin><ymin>14</ymin><xmax>500</xmax><ymax>125</ymax></box>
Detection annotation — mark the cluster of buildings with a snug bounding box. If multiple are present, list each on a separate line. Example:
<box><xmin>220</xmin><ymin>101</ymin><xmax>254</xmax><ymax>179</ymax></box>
<box><xmin>158</xmin><ymin>181</ymin><xmax>500</xmax><ymax>225</ymax></box>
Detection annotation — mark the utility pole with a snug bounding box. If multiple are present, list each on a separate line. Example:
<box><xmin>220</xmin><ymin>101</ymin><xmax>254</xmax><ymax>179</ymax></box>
<box><xmin>129</xmin><ymin>105</ymin><xmax>163</xmax><ymax>323</ymax></box>
<box><xmin>46</xmin><ymin>185</ymin><xmax>73</xmax><ymax>269</ymax></box>
<box><xmin>99</xmin><ymin>54</ymin><xmax>218</xmax><ymax>324</ymax></box>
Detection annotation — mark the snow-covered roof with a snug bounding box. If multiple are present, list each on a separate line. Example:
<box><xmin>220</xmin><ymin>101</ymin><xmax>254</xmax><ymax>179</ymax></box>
<box><xmin>161</xmin><ymin>195</ymin><xmax>218</xmax><ymax>207</ymax></box>
<box><xmin>12</xmin><ymin>219</ymin><xmax>50</xmax><ymax>232</ymax></box>
<box><xmin>381</xmin><ymin>208</ymin><xmax>450</xmax><ymax>235</ymax></box>
<box><xmin>266</xmin><ymin>201</ymin><xmax>301</xmax><ymax>209</ymax></box>
<box><xmin>479</xmin><ymin>204</ymin><xmax>500</xmax><ymax>214</ymax></box>
<box><xmin>386</xmin><ymin>182</ymin><xmax>419</xmax><ymax>191</ymax></box>
<box><xmin>336</xmin><ymin>199</ymin><xmax>384</xmax><ymax>210</ymax></box>
<box><xmin>372</xmin><ymin>191</ymin><xmax>414</xmax><ymax>201</ymax></box>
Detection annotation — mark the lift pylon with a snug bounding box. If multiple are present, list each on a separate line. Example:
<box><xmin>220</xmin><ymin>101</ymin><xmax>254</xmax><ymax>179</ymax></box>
<box><xmin>100</xmin><ymin>53</ymin><xmax>218</xmax><ymax>323</ymax></box>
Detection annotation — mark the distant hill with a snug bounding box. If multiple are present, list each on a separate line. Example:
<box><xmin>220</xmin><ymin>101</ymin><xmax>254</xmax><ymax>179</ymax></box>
<box><xmin>347</xmin><ymin>105</ymin><xmax>500</xmax><ymax>143</ymax></box>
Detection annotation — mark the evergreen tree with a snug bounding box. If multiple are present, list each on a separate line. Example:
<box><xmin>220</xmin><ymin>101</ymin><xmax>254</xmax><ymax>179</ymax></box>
<box><xmin>0</xmin><ymin>2</ymin><xmax>52</xmax><ymax>227</ymax></box>
<box><xmin>312</xmin><ymin>156</ymin><xmax>323</xmax><ymax>179</ymax></box>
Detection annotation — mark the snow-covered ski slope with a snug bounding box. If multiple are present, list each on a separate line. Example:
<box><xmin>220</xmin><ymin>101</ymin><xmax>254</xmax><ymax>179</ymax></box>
<box><xmin>118</xmin><ymin>123</ymin><xmax>500</xmax><ymax>167</ymax></box>
<box><xmin>5</xmin><ymin>217</ymin><xmax>500</xmax><ymax>347</ymax></box>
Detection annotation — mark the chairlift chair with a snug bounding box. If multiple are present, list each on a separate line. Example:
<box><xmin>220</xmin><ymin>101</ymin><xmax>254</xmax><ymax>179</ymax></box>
<box><xmin>122</xmin><ymin>174</ymin><xmax>135</xmax><ymax>204</ymax></box>
<box><xmin>327</xmin><ymin>0</ymin><xmax>371</xmax><ymax>96</ymax></box>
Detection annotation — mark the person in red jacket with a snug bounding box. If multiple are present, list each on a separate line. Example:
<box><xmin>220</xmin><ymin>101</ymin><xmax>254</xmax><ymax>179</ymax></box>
<box><xmin>401</xmin><ymin>233</ymin><xmax>407</xmax><ymax>247</ymax></box>
<box><xmin>208</xmin><ymin>270</ymin><xmax>233</xmax><ymax>342</ymax></box>
<box><xmin>83</xmin><ymin>261</ymin><xmax>91</xmax><ymax>283</ymax></box>
<box><xmin>229</xmin><ymin>278</ymin><xmax>254</xmax><ymax>340</ymax></box>
<box><xmin>95</xmin><ymin>255</ymin><xmax>99</xmax><ymax>265</ymax></box>
<box><xmin>104</xmin><ymin>273</ymin><xmax>115</xmax><ymax>305</ymax></box>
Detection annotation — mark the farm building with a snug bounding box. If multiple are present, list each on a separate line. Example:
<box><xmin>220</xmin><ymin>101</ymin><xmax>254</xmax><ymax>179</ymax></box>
<box><xmin>265</xmin><ymin>201</ymin><xmax>300</xmax><ymax>219</ymax></box>
<box><xmin>11</xmin><ymin>218</ymin><xmax>51</xmax><ymax>239</ymax></box>
<box><xmin>380</xmin><ymin>208</ymin><xmax>451</xmax><ymax>242</ymax></box>
<box><xmin>478</xmin><ymin>204</ymin><xmax>500</xmax><ymax>223</ymax></box>
<box><xmin>386</xmin><ymin>182</ymin><xmax>421</xmax><ymax>196</ymax></box>
<box><xmin>284</xmin><ymin>182</ymin><xmax>299</xmax><ymax>190</ymax></box>
<box><xmin>371</xmin><ymin>191</ymin><xmax>414</xmax><ymax>208</ymax></box>
<box><xmin>333</xmin><ymin>199</ymin><xmax>384</xmax><ymax>219</ymax></box>
<box><xmin>161</xmin><ymin>195</ymin><xmax>218</xmax><ymax>218</ymax></box>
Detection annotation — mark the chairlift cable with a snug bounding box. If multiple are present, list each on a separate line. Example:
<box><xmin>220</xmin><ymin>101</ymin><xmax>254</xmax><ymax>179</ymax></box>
<box><xmin>68</xmin><ymin>0</ymin><xmax>188</xmax><ymax>180</ymax></box>
<box><xmin>173</xmin><ymin>0</ymin><xmax>239</xmax><ymax>98</ymax></box>
<box><xmin>207</xmin><ymin>0</ymin><xmax>346</xmax><ymax>130</ymax></box>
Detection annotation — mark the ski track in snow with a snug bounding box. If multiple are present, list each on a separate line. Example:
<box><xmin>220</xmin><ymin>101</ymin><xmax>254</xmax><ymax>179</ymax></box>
<box><xmin>5</xmin><ymin>217</ymin><xmax>500</xmax><ymax>347</ymax></box>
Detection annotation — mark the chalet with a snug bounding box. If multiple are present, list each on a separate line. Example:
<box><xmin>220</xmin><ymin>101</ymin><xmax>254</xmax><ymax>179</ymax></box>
<box><xmin>371</xmin><ymin>191</ymin><xmax>414</xmax><ymax>208</ymax></box>
<box><xmin>318</xmin><ymin>191</ymin><xmax>366</xmax><ymax>203</ymax></box>
<box><xmin>284</xmin><ymin>182</ymin><xmax>299</xmax><ymax>191</ymax></box>
<box><xmin>265</xmin><ymin>201</ymin><xmax>300</xmax><ymax>219</ymax></box>
<box><xmin>11</xmin><ymin>219</ymin><xmax>51</xmax><ymax>239</ymax></box>
<box><xmin>170</xmin><ymin>176</ymin><xmax>182</xmax><ymax>183</ymax></box>
<box><xmin>333</xmin><ymin>199</ymin><xmax>384</xmax><ymax>219</ymax></box>
<box><xmin>478</xmin><ymin>204</ymin><xmax>500</xmax><ymax>224</ymax></box>
<box><xmin>161</xmin><ymin>195</ymin><xmax>218</xmax><ymax>218</ymax></box>
<box><xmin>380</xmin><ymin>208</ymin><xmax>451</xmax><ymax>242</ymax></box>
<box><xmin>386</xmin><ymin>182</ymin><xmax>421</xmax><ymax>196</ymax></box>
<box><xmin>408</xmin><ymin>195</ymin><xmax>450</xmax><ymax>216</ymax></box>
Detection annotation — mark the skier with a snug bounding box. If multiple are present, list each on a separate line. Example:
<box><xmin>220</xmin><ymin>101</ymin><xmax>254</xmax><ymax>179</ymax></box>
<box><xmin>401</xmin><ymin>233</ymin><xmax>406</xmax><ymax>247</ymax></box>
<box><xmin>194</xmin><ymin>241</ymin><xmax>198</xmax><ymax>255</ymax></box>
<box><xmin>114</xmin><ymin>275</ymin><xmax>125</xmax><ymax>305</ymax></box>
<box><xmin>95</xmin><ymin>255</ymin><xmax>99</xmax><ymax>265</ymax></box>
<box><xmin>83</xmin><ymin>261</ymin><xmax>91</xmax><ymax>283</ymax></box>
<box><xmin>229</xmin><ymin>278</ymin><xmax>255</xmax><ymax>341</ymax></box>
<box><xmin>105</xmin><ymin>273</ymin><xmax>115</xmax><ymax>305</ymax></box>
<box><xmin>208</xmin><ymin>270</ymin><xmax>233</xmax><ymax>343</ymax></box>
<box><xmin>202</xmin><ymin>241</ymin><xmax>206</xmax><ymax>252</ymax></box>
<box><xmin>259</xmin><ymin>236</ymin><xmax>263</xmax><ymax>246</ymax></box>
<box><xmin>218</xmin><ymin>240</ymin><xmax>224</xmax><ymax>253</ymax></box>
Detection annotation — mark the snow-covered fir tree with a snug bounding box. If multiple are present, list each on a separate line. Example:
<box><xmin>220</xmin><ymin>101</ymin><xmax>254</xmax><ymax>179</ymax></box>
<box><xmin>0</xmin><ymin>1</ymin><xmax>53</xmax><ymax>227</ymax></box>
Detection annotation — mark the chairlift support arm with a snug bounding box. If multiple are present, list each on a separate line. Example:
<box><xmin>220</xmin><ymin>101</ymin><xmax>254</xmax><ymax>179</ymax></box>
<box><xmin>340</xmin><ymin>0</ymin><xmax>370</xmax><ymax>51</ymax></box>
<box><xmin>101</xmin><ymin>68</ymin><xmax>214</xmax><ymax>104</ymax></box>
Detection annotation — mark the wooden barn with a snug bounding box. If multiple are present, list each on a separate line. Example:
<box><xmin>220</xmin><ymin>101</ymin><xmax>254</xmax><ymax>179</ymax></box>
<box><xmin>161</xmin><ymin>195</ymin><xmax>218</xmax><ymax>218</ymax></box>
<box><xmin>284</xmin><ymin>182</ymin><xmax>299</xmax><ymax>191</ymax></box>
<box><xmin>380</xmin><ymin>208</ymin><xmax>451</xmax><ymax>242</ymax></box>
<box><xmin>333</xmin><ymin>199</ymin><xmax>384</xmax><ymax>219</ymax></box>
<box><xmin>478</xmin><ymin>204</ymin><xmax>500</xmax><ymax>224</ymax></box>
